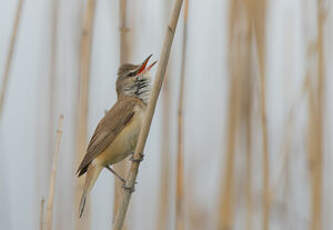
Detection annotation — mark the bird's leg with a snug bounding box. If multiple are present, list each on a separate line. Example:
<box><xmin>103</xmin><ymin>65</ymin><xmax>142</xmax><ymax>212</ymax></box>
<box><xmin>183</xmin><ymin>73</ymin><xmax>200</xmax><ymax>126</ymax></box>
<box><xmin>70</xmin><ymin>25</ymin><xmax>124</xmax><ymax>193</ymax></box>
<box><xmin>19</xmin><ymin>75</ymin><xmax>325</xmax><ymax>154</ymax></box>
<box><xmin>129</xmin><ymin>152</ymin><xmax>144</xmax><ymax>163</ymax></box>
<box><xmin>105</xmin><ymin>165</ymin><xmax>126</xmax><ymax>184</ymax></box>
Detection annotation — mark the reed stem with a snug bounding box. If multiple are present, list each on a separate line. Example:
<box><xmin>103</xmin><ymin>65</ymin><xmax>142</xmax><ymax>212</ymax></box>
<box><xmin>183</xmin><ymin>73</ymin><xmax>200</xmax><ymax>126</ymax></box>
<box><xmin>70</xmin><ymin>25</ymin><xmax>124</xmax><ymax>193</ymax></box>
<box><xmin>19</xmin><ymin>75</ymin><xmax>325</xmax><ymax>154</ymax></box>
<box><xmin>113</xmin><ymin>1</ymin><xmax>130</xmax><ymax>229</ymax></box>
<box><xmin>46</xmin><ymin>115</ymin><xmax>64</xmax><ymax>230</ymax></box>
<box><xmin>112</xmin><ymin>0</ymin><xmax>184</xmax><ymax>229</ymax></box>
<box><xmin>74</xmin><ymin>0</ymin><xmax>96</xmax><ymax>228</ymax></box>
<box><xmin>0</xmin><ymin>0</ymin><xmax>24</xmax><ymax>120</ymax></box>
<box><xmin>176</xmin><ymin>1</ymin><xmax>188</xmax><ymax>229</ymax></box>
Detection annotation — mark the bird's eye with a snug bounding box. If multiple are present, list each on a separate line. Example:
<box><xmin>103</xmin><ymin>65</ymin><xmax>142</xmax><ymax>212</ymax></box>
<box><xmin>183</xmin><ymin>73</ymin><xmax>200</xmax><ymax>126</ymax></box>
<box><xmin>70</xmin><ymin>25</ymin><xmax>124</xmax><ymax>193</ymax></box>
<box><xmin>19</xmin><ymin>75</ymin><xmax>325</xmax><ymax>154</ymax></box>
<box><xmin>128</xmin><ymin>72</ymin><xmax>135</xmax><ymax>77</ymax></box>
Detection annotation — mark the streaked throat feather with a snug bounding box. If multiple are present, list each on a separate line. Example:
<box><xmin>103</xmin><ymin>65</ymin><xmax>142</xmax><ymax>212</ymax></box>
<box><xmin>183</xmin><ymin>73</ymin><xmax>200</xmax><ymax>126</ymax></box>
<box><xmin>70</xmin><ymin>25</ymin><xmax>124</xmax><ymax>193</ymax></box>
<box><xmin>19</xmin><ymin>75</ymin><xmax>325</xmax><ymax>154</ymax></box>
<box><xmin>123</xmin><ymin>77</ymin><xmax>152</xmax><ymax>104</ymax></box>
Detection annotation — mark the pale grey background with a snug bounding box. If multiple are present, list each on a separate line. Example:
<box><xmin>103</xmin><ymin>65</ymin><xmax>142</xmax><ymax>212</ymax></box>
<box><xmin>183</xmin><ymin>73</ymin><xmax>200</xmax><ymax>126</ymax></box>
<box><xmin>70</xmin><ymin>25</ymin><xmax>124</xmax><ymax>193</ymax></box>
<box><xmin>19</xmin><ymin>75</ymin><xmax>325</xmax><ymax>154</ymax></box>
<box><xmin>0</xmin><ymin>0</ymin><xmax>332</xmax><ymax>229</ymax></box>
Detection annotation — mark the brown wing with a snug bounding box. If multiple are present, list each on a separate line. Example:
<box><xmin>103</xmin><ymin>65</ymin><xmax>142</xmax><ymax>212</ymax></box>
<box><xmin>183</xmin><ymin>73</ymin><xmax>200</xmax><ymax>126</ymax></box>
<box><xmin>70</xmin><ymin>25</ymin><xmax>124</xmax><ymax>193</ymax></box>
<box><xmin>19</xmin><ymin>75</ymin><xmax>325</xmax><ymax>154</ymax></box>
<box><xmin>76</xmin><ymin>97</ymin><xmax>141</xmax><ymax>176</ymax></box>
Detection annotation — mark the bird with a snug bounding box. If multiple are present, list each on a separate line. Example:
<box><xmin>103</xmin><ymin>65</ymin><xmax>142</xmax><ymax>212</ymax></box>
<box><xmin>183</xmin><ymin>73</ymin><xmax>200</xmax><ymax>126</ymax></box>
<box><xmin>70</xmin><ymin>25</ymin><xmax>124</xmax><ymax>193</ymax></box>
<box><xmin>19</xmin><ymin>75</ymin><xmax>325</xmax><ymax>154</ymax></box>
<box><xmin>76</xmin><ymin>54</ymin><xmax>157</xmax><ymax>218</ymax></box>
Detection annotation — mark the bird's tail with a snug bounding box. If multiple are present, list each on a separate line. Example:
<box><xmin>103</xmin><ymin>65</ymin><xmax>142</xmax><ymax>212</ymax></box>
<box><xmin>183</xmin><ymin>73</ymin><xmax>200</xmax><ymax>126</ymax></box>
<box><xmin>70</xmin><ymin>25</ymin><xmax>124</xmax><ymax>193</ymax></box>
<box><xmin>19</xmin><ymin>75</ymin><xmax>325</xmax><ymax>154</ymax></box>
<box><xmin>79</xmin><ymin>191</ymin><xmax>87</xmax><ymax>218</ymax></box>
<box><xmin>79</xmin><ymin>163</ymin><xmax>103</xmax><ymax>218</ymax></box>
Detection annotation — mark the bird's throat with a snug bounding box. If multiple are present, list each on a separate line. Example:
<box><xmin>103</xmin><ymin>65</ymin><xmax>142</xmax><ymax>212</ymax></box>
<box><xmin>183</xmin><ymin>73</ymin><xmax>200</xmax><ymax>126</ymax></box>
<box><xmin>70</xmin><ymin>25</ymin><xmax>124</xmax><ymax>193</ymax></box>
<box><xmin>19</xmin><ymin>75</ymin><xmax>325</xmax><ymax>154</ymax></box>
<box><xmin>124</xmin><ymin>78</ymin><xmax>152</xmax><ymax>104</ymax></box>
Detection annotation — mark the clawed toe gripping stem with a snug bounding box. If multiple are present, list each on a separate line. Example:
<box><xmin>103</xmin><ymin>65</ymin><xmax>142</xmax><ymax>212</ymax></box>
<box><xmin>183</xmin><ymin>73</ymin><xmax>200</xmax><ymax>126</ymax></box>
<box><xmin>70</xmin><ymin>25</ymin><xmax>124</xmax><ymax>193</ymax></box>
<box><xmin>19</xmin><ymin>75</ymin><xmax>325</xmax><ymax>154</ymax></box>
<box><xmin>122</xmin><ymin>183</ymin><xmax>135</xmax><ymax>193</ymax></box>
<box><xmin>130</xmin><ymin>152</ymin><xmax>144</xmax><ymax>163</ymax></box>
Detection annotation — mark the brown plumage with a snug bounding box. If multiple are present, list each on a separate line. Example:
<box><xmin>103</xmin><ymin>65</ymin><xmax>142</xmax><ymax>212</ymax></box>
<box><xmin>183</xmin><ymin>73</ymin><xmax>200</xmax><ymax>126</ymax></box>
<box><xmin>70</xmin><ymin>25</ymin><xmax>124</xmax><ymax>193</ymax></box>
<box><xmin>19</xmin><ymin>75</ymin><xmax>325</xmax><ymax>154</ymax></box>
<box><xmin>77</xmin><ymin>55</ymin><xmax>156</xmax><ymax>217</ymax></box>
<box><xmin>76</xmin><ymin>97</ymin><xmax>139</xmax><ymax>176</ymax></box>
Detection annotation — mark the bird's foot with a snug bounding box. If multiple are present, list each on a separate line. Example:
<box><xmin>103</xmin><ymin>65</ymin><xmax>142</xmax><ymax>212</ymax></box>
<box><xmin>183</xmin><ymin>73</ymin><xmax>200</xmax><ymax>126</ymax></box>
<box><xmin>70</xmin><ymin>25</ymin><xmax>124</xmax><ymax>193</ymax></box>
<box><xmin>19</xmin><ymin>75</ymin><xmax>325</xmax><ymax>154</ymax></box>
<box><xmin>122</xmin><ymin>183</ymin><xmax>135</xmax><ymax>193</ymax></box>
<box><xmin>130</xmin><ymin>152</ymin><xmax>144</xmax><ymax>163</ymax></box>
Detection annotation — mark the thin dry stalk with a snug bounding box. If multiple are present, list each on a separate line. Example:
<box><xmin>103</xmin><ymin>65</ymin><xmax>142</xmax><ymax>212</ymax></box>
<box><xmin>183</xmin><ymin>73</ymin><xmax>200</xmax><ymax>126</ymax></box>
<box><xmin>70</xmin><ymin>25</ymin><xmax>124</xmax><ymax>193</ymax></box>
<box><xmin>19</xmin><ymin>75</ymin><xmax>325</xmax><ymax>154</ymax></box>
<box><xmin>40</xmin><ymin>198</ymin><xmax>45</xmax><ymax>230</ymax></box>
<box><xmin>175</xmin><ymin>1</ymin><xmax>188</xmax><ymax>229</ymax></box>
<box><xmin>308</xmin><ymin>86</ymin><xmax>323</xmax><ymax>230</ymax></box>
<box><xmin>245</xmin><ymin>91</ymin><xmax>253</xmax><ymax>230</ymax></box>
<box><xmin>218</xmin><ymin>50</ymin><xmax>239</xmax><ymax>229</ymax></box>
<box><xmin>157</xmin><ymin>85</ymin><xmax>171</xmax><ymax>230</ymax></box>
<box><xmin>258</xmin><ymin>30</ymin><xmax>270</xmax><ymax>230</ymax></box>
<box><xmin>119</xmin><ymin>0</ymin><xmax>130</xmax><ymax>64</ymax></box>
<box><xmin>218</xmin><ymin>0</ymin><xmax>245</xmax><ymax>229</ymax></box>
<box><xmin>47</xmin><ymin>0</ymin><xmax>59</xmax><ymax>156</ymax></box>
<box><xmin>238</xmin><ymin>2</ymin><xmax>254</xmax><ymax>228</ymax></box>
<box><xmin>270</xmin><ymin>114</ymin><xmax>293</xmax><ymax>194</ymax></box>
<box><xmin>156</xmin><ymin>1</ymin><xmax>172</xmax><ymax>229</ymax></box>
<box><xmin>270</xmin><ymin>110</ymin><xmax>294</xmax><ymax>226</ymax></box>
<box><xmin>113</xmin><ymin>1</ymin><xmax>130</xmax><ymax>228</ymax></box>
<box><xmin>243</xmin><ymin>24</ymin><xmax>253</xmax><ymax>230</ymax></box>
<box><xmin>308</xmin><ymin>2</ymin><xmax>325</xmax><ymax>229</ymax></box>
<box><xmin>270</xmin><ymin>75</ymin><xmax>311</xmax><ymax>198</ymax></box>
<box><xmin>112</xmin><ymin>0</ymin><xmax>184</xmax><ymax>229</ymax></box>
<box><xmin>46</xmin><ymin>115</ymin><xmax>64</xmax><ymax>230</ymax></box>
<box><xmin>246</xmin><ymin>0</ymin><xmax>270</xmax><ymax>228</ymax></box>
<box><xmin>74</xmin><ymin>0</ymin><xmax>96</xmax><ymax>228</ymax></box>
<box><xmin>0</xmin><ymin>0</ymin><xmax>24</xmax><ymax>120</ymax></box>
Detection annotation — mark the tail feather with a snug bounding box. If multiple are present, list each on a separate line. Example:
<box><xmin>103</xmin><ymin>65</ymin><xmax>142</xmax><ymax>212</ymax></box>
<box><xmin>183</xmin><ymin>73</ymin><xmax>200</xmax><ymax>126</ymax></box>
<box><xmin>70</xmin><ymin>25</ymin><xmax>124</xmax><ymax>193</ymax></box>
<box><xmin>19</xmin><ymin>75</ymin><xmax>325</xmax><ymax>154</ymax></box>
<box><xmin>78</xmin><ymin>163</ymin><xmax>103</xmax><ymax>218</ymax></box>
<box><xmin>79</xmin><ymin>191</ymin><xmax>87</xmax><ymax>218</ymax></box>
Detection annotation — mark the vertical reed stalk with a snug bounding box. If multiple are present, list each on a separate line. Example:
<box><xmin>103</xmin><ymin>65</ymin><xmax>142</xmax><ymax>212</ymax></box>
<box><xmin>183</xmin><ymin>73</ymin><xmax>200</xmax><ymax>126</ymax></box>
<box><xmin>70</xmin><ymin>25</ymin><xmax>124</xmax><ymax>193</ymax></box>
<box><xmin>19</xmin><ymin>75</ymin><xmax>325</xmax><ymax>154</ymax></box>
<box><xmin>176</xmin><ymin>1</ymin><xmax>188</xmax><ymax>229</ymax></box>
<box><xmin>258</xmin><ymin>29</ymin><xmax>270</xmax><ymax>230</ymax></box>
<box><xmin>74</xmin><ymin>0</ymin><xmax>96</xmax><ymax>228</ymax></box>
<box><xmin>309</xmin><ymin>1</ymin><xmax>325</xmax><ymax>229</ymax></box>
<box><xmin>47</xmin><ymin>0</ymin><xmax>59</xmax><ymax>157</ymax></box>
<box><xmin>256</xmin><ymin>12</ymin><xmax>270</xmax><ymax>230</ymax></box>
<box><xmin>243</xmin><ymin>17</ymin><xmax>253</xmax><ymax>230</ymax></box>
<box><xmin>245</xmin><ymin>93</ymin><xmax>253</xmax><ymax>230</ymax></box>
<box><xmin>308</xmin><ymin>83</ymin><xmax>323</xmax><ymax>230</ymax></box>
<box><xmin>246</xmin><ymin>0</ymin><xmax>270</xmax><ymax>228</ymax></box>
<box><xmin>46</xmin><ymin>3</ymin><xmax>59</xmax><ymax>224</ymax></box>
<box><xmin>218</xmin><ymin>0</ymin><xmax>246</xmax><ymax>228</ymax></box>
<box><xmin>157</xmin><ymin>83</ymin><xmax>171</xmax><ymax>230</ymax></box>
<box><xmin>112</xmin><ymin>0</ymin><xmax>184</xmax><ymax>229</ymax></box>
<box><xmin>40</xmin><ymin>198</ymin><xmax>45</xmax><ymax>230</ymax></box>
<box><xmin>119</xmin><ymin>0</ymin><xmax>130</xmax><ymax>64</ymax></box>
<box><xmin>46</xmin><ymin>115</ymin><xmax>64</xmax><ymax>230</ymax></box>
<box><xmin>240</xmin><ymin>3</ymin><xmax>254</xmax><ymax>229</ymax></box>
<box><xmin>0</xmin><ymin>0</ymin><xmax>24</xmax><ymax>120</ymax></box>
<box><xmin>113</xmin><ymin>1</ymin><xmax>129</xmax><ymax>229</ymax></box>
<box><xmin>156</xmin><ymin>0</ymin><xmax>172</xmax><ymax>229</ymax></box>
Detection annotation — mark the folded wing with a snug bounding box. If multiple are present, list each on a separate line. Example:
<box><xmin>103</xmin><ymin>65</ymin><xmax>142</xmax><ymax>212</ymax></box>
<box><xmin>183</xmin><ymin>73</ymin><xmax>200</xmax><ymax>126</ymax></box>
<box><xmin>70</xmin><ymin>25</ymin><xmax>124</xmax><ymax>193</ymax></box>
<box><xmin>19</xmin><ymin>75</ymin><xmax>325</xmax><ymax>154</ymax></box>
<box><xmin>76</xmin><ymin>98</ymin><xmax>139</xmax><ymax>176</ymax></box>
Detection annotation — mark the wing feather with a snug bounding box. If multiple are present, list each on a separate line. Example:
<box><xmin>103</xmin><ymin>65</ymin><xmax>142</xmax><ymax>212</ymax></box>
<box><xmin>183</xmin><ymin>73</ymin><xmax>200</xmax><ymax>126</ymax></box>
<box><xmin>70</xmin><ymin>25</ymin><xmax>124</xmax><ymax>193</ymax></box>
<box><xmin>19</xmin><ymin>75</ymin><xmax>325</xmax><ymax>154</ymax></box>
<box><xmin>76</xmin><ymin>97</ymin><xmax>141</xmax><ymax>176</ymax></box>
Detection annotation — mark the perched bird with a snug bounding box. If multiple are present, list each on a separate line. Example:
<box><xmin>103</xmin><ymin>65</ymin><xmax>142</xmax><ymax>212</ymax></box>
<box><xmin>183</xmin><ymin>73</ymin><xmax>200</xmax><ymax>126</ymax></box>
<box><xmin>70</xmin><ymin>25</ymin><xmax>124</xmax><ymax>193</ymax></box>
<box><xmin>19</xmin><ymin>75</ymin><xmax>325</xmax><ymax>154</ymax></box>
<box><xmin>76</xmin><ymin>55</ymin><xmax>156</xmax><ymax>217</ymax></box>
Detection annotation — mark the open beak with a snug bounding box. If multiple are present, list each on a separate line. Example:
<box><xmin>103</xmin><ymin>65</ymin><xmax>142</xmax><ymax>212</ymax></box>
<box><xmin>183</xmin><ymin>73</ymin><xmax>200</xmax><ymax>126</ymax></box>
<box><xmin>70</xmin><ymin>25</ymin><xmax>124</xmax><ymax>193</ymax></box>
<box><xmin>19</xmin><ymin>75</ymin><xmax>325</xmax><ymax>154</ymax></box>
<box><xmin>136</xmin><ymin>54</ymin><xmax>157</xmax><ymax>75</ymax></box>
<box><xmin>145</xmin><ymin>61</ymin><xmax>157</xmax><ymax>72</ymax></box>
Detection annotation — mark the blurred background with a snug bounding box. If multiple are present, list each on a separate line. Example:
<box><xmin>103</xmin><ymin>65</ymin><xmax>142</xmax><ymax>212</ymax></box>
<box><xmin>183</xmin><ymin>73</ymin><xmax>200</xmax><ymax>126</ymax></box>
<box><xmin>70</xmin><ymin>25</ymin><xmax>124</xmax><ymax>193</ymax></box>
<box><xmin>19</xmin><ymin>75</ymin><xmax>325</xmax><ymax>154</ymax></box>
<box><xmin>0</xmin><ymin>0</ymin><xmax>332</xmax><ymax>229</ymax></box>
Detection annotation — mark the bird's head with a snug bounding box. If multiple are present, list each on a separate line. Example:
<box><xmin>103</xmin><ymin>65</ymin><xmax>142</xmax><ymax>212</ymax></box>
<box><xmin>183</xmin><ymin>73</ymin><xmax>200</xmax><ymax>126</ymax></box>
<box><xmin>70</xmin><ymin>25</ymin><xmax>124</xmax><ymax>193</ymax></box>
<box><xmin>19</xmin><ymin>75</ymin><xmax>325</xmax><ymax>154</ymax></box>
<box><xmin>116</xmin><ymin>54</ymin><xmax>157</xmax><ymax>103</ymax></box>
